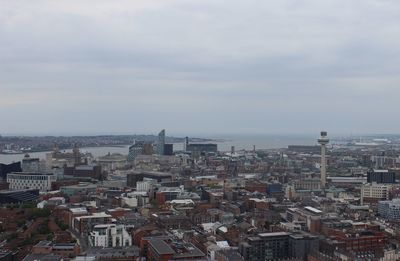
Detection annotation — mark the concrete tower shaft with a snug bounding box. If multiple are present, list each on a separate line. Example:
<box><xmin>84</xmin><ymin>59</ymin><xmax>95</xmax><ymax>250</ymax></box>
<box><xmin>318</xmin><ymin>131</ymin><xmax>329</xmax><ymax>189</ymax></box>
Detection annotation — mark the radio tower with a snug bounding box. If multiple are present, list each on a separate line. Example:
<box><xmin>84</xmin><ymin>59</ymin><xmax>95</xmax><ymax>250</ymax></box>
<box><xmin>318</xmin><ymin>131</ymin><xmax>329</xmax><ymax>189</ymax></box>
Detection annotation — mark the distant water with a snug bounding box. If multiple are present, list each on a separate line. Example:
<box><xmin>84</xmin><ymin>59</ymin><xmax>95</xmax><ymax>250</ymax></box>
<box><xmin>0</xmin><ymin>146</ymin><xmax>132</xmax><ymax>164</ymax></box>
<box><xmin>210</xmin><ymin>134</ymin><xmax>316</xmax><ymax>151</ymax></box>
<box><xmin>0</xmin><ymin>135</ymin><xmax>316</xmax><ymax>164</ymax></box>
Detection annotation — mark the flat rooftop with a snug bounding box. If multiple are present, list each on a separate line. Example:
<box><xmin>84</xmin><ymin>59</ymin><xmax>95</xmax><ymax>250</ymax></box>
<box><xmin>75</xmin><ymin>212</ymin><xmax>111</xmax><ymax>221</ymax></box>
<box><xmin>373</xmin><ymin>169</ymin><xmax>389</xmax><ymax>173</ymax></box>
<box><xmin>0</xmin><ymin>189</ymin><xmax>38</xmax><ymax>194</ymax></box>
<box><xmin>8</xmin><ymin>172</ymin><xmax>53</xmax><ymax>176</ymax></box>
<box><xmin>258</xmin><ymin>232</ymin><xmax>290</xmax><ymax>237</ymax></box>
<box><xmin>304</xmin><ymin>206</ymin><xmax>323</xmax><ymax>214</ymax></box>
<box><xmin>69</xmin><ymin>207</ymin><xmax>88</xmax><ymax>214</ymax></box>
<box><xmin>131</xmin><ymin>171</ymin><xmax>172</xmax><ymax>177</ymax></box>
<box><xmin>149</xmin><ymin>239</ymin><xmax>174</xmax><ymax>255</ymax></box>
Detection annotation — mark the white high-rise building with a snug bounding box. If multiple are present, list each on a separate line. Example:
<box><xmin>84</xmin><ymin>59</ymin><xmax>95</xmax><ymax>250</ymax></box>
<box><xmin>317</xmin><ymin>131</ymin><xmax>329</xmax><ymax>189</ymax></box>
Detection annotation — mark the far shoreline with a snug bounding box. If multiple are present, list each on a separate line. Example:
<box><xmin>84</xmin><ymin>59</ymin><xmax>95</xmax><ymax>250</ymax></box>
<box><xmin>0</xmin><ymin>144</ymin><xmax>131</xmax><ymax>155</ymax></box>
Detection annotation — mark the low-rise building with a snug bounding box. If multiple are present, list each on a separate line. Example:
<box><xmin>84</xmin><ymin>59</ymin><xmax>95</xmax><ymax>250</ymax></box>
<box><xmin>98</xmin><ymin>153</ymin><xmax>127</xmax><ymax>173</ymax></box>
<box><xmin>73</xmin><ymin>212</ymin><xmax>112</xmax><ymax>235</ymax></box>
<box><xmin>361</xmin><ymin>183</ymin><xmax>390</xmax><ymax>205</ymax></box>
<box><xmin>146</xmin><ymin>237</ymin><xmax>205</xmax><ymax>261</ymax></box>
<box><xmin>32</xmin><ymin>241</ymin><xmax>80</xmax><ymax>258</ymax></box>
<box><xmin>64</xmin><ymin>164</ymin><xmax>103</xmax><ymax>180</ymax></box>
<box><xmin>89</xmin><ymin>224</ymin><xmax>132</xmax><ymax>248</ymax></box>
<box><xmin>127</xmin><ymin>171</ymin><xmax>173</xmax><ymax>187</ymax></box>
<box><xmin>0</xmin><ymin>189</ymin><xmax>39</xmax><ymax>204</ymax></box>
<box><xmin>60</xmin><ymin>183</ymin><xmax>97</xmax><ymax>197</ymax></box>
<box><xmin>239</xmin><ymin>231</ymin><xmax>318</xmax><ymax>261</ymax></box>
<box><xmin>378</xmin><ymin>199</ymin><xmax>400</xmax><ymax>220</ymax></box>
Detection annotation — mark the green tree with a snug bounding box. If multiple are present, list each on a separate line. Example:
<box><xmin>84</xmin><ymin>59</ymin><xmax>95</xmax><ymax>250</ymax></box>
<box><xmin>31</xmin><ymin>208</ymin><xmax>51</xmax><ymax>219</ymax></box>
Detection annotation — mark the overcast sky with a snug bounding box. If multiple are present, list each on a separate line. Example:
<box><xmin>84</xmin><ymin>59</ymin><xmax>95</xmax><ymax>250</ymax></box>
<box><xmin>1</xmin><ymin>0</ymin><xmax>400</xmax><ymax>137</ymax></box>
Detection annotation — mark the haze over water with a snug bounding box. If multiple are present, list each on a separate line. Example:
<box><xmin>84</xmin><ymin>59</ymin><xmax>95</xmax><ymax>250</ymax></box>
<box><xmin>0</xmin><ymin>134</ymin><xmax>316</xmax><ymax>164</ymax></box>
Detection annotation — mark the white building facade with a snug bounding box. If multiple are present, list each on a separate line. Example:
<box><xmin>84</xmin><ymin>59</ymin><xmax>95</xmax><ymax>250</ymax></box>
<box><xmin>136</xmin><ymin>180</ymin><xmax>154</xmax><ymax>192</ymax></box>
<box><xmin>7</xmin><ymin>172</ymin><xmax>56</xmax><ymax>192</ymax></box>
<box><xmin>361</xmin><ymin>183</ymin><xmax>390</xmax><ymax>205</ymax></box>
<box><xmin>88</xmin><ymin>224</ymin><xmax>132</xmax><ymax>248</ymax></box>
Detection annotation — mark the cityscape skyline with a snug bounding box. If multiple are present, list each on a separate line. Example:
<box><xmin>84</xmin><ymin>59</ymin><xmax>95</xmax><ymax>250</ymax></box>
<box><xmin>1</xmin><ymin>131</ymin><xmax>400</xmax><ymax>140</ymax></box>
<box><xmin>3</xmin><ymin>1</ymin><xmax>400</xmax><ymax>260</ymax></box>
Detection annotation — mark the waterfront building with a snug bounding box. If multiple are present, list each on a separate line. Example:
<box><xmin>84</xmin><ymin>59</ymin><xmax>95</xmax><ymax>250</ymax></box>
<box><xmin>0</xmin><ymin>189</ymin><xmax>39</xmax><ymax>204</ymax></box>
<box><xmin>157</xmin><ymin>129</ymin><xmax>165</xmax><ymax>155</ymax></box>
<box><xmin>98</xmin><ymin>153</ymin><xmax>127</xmax><ymax>172</ymax></box>
<box><xmin>7</xmin><ymin>172</ymin><xmax>56</xmax><ymax>192</ymax></box>
<box><xmin>184</xmin><ymin>136</ymin><xmax>217</xmax><ymax>156</ymax></box>
<box><xmin>164</xmin><ymin>143</ymin><xmax>173</xmax><ymax>156</ymax></box>
<box><xmin>128</xmin><ymin>141</ymin><xmax>145</xmax><ymax>162</ymax></box>
<box><xmin>186</xmin><ymin>143</ymin><xmax>218</xmax><ymax>154</ymax></box>
<box><xmin>21</xmin><ymin>154</ymin><xmax>42</xmax><ymax>172</ymax></box>
<box><xmin>0</xmin><ymin>162</ymin><xmax>21</xmax><ymax>180</ymax></box>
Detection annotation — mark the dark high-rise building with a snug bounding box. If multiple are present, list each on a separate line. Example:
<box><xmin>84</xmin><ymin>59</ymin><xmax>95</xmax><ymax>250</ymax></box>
<box><xmin>0</xmin><ymin>162</ymin><xmax>22</xmax><ymax>180</ymax></box>
<box><xmin>184</xmin><ymin>136</ymin><xmax>218</xmax><ymax>154</ymax></box>
<box><xmin>73</xmin><ymin>143</ymin><xmax>81</xmax><ymax>166</ymax></box>
<box><xmin>184</xmin><ymin>136</ymin><xmax>189</xmax><ymax>151</ymax></box>
<box><xmin>367</xmin><ymin>169</ymin><xmax>396</xmax><ymax>184</ymax></box>
<box><xmin>289</xmin><ymin>233</ymin><xmax>319</xmax><ymax>261</ymax></box>
<box><xmin>186</xmin><ymin>143</ymin><xmax>217</xmax><ymax>153</ymax></box>
<box><xmin>240</xmin><ymin>232</ymin><xmax>318</xmax><ymax>261</ymax></box>
<box><xmin>240</xmin><ymin>232</ymin><xmax>290</xmax><ymax>261</ymax></box>
<box><xmin>163</xmin><ymin>144</ymin><xmax>173</xmax><ymax>156</ymax></box>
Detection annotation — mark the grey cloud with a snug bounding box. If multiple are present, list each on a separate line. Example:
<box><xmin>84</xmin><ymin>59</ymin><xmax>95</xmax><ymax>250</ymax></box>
<box><xmin>1</xmin><ymin>0</ymin><xmax>400</xmax><ymax>135</ymax></box>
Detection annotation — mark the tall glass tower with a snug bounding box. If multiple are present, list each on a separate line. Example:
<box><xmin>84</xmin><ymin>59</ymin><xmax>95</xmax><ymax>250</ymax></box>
<box><xmin>157</xmin><ymin>129</ymin><xmax>165</xmax><ymax>155</ymax></box>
